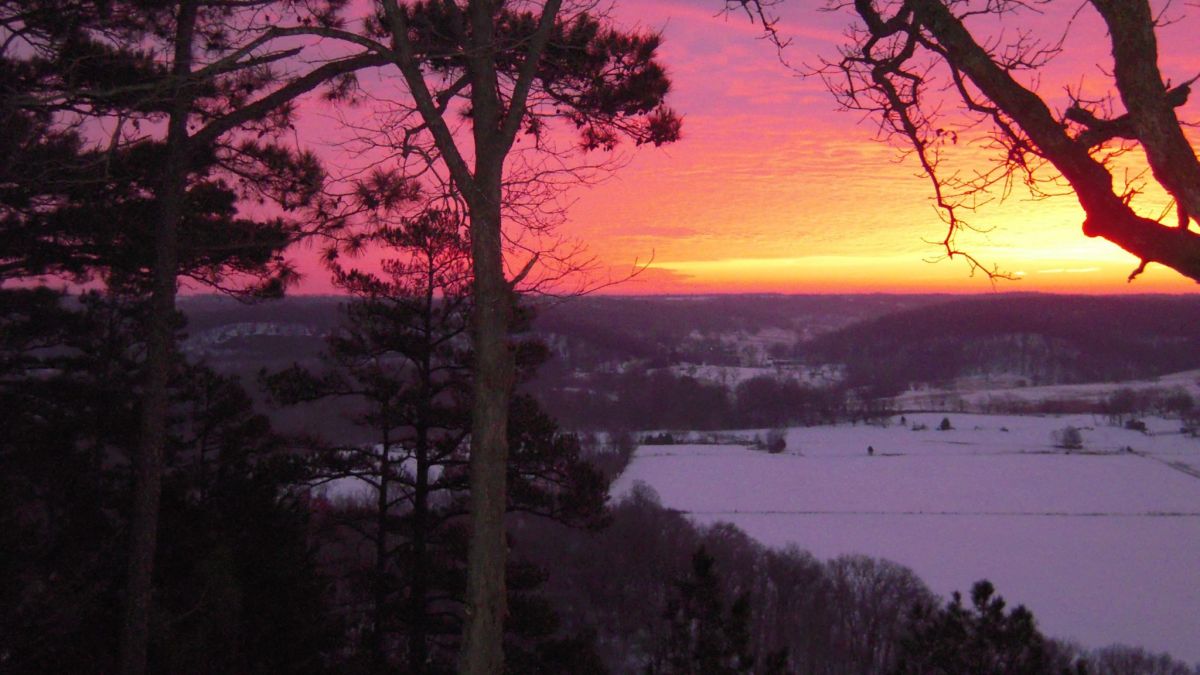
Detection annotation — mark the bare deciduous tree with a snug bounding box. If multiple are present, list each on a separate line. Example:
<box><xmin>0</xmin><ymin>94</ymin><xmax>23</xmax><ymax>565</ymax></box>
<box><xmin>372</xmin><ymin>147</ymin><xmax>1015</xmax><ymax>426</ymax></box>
<box><xmin>740</xmin><ymin>0</ymin><xmax>1200</xmax><ymax>283</ymax></box>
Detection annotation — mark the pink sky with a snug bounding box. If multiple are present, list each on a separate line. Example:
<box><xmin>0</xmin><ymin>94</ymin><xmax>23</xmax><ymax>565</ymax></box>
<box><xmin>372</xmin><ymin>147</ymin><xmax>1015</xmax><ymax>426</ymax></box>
<box><xmin>286</xmin><ymin>0</ymin><xmax>1200</xmax><ymax>295</ymax></box>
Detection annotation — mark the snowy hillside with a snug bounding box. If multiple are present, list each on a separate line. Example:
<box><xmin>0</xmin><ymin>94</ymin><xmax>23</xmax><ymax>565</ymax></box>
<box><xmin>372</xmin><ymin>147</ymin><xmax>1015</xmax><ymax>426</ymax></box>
<box><xmin>182</xmin><ymin>321</ymin><xmax>319</xmax><ymax>352</ymax></box>
<box><xmin>667</xmin><ymin>362</ymin><xmax>844</xmax><ymax>388</ymax></box>
<box><xmin>805</xmin><ymin>295</ymin><xmax>1200</xmax><ymax>394</ymax></box>
<box><xmin>897</xmin><ymin>368</ymin><xmax>1200</xmax><ymax>411</ymax></box>
<box><xmin>610</xmin><ymin>413</ymin><xmax>1200</xmax><ymax>664</ymax></box>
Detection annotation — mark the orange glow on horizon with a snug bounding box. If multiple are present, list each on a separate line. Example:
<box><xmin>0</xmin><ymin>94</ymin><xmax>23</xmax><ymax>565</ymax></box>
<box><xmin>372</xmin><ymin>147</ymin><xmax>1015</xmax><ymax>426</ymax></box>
<box><xmin>281</xmin><ymin>1</ymin><xmax>1200</xmax><ymax>297</ymax></box>
<box><xmin>536</xmin><ymin>1</ymin><xmax>1200</xmax><ymax>296</ymax></box>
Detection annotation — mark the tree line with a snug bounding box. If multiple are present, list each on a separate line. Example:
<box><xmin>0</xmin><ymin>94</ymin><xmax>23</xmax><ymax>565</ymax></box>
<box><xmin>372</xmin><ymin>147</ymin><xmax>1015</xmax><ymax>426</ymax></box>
<box><xmin>534</xmin><ymin>368</ymin><xmax>853</xmax><ymax>432</ymax></box>
<box><xmin>515</xmin><ymin>483</ymin><xmax>1200</xmax><ymax>675</ymax></box>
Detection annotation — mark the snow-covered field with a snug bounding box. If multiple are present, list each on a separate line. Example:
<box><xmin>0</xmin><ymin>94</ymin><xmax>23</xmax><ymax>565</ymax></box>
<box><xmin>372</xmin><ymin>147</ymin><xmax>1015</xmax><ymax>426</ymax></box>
<box><xmin>610</xmin><ymin>413</ymin><xmax>1200</xmax><ymax>664</ymax></box>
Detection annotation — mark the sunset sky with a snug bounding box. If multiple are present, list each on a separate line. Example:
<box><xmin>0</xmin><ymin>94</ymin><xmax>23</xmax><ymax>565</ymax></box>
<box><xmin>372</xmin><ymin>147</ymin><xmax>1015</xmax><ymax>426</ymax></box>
<box><xmin>293</xmin><ymin>0</ymin><xmax>1200</xmax><ymax>295</ymax></box>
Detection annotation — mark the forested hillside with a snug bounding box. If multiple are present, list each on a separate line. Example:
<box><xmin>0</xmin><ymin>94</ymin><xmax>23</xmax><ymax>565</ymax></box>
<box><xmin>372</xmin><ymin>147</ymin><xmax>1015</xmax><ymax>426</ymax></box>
<box><xmin>804</xmin><ymin>295</ymin><xmax>1200</xmax><ymax>395</ymax></box>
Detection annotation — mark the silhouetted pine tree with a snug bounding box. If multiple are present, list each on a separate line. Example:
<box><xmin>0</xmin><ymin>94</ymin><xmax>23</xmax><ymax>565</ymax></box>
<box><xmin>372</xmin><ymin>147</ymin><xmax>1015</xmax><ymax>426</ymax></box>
<box><xmin>281</xmin><ymin>6</ymin><xmax>682</xmax><ymax>667</ymax></box>
<box><xmin>265</xmin><ymin>211</ymin><xmax>607</xmax><ymax>673</ymax></box>
<box><xmin>0</xmin><ymin>5</ymin><xmax>375</xmax><ymax>669</ymax></box>
<box><xmin>893</xmin><ymin>580</ymin><xmax>1085</xmax><ymax>675</ymax></box>
<box><xmin>649</xmin><ymin>545</ymin><xmax>757</xmax><ymax>675</ymax></box>
<box><xmin>0</xmin><ymin>291</ymin><xmax>337</xmax><ymax>674</ymax></box>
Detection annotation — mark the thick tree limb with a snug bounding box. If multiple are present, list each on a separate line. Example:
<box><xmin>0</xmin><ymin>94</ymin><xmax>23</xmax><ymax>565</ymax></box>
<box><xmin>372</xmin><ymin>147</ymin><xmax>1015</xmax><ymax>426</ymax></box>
<box><xmin>908</xmin><ymin>0</ymin><xmax>1200</xmax><ymax>280</ymax></box>
<box><xmin>1067</xmin><ymin>79</ymin><xmax>1195</xmax><ymax>149</ymax></box>
<box><xmin>191</xmin><ymin>52</ymin><xmax>387</xmax><ymax>149</ymax></box>
<box><xmin>379</xmin><ymin>0</ymin><xmax>476</xmax><ymax>195</ymax></box>
<box><xmin>1090</xmin><ymin>0</ymin><xmax>1200</xmax><ymax>232</ymax></box>
<box><xmin>498</xmin><ymin>0</ymin><xmax>563</xmax><ymax>152</ymax></box>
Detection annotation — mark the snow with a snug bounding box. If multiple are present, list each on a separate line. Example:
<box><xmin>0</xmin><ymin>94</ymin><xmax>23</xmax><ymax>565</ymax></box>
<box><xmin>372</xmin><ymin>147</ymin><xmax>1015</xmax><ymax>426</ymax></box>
<box><xmin>895</xmin><ymin>369</ymin><xmax>1200</xmax><ymax>410</ymax></box>
<box><xmin>668</xmin><ymin>364</ymin><xmax>776</xmax><ymax>386</ymax></box>
<box><xmin>312</xmin><ymin>448</ymin><xmax>451</xmax><ymax>504</ymax></box>
<box><xmin>667</xmin><ymin>362</ymin><xmax>843</xmax><ymax>387</ymax></box>
<box><xmin>181</xmin><ymin>321</ymin><xmax>320</xmax><ymax>356</ymax></box>
<box><xmin>610</xmin><ymin>413</ymin><xmax>1200</xmax><ymax>664</ymax></box>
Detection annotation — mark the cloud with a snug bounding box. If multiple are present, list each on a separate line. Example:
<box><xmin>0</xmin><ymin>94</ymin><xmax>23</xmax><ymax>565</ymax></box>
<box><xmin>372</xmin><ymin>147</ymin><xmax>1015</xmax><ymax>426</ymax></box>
<box><xmin>1037</xmin><ymin>267</ymin><xmax>1102</xmax><ymax>275</ymax></box>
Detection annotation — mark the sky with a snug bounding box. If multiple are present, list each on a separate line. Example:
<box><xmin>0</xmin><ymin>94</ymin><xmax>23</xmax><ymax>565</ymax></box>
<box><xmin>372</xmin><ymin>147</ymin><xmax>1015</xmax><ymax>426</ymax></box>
<box><xmin>291</xmin><ymin>0</ymin><xmax>1200</xmax><ymax>295</ymax></box>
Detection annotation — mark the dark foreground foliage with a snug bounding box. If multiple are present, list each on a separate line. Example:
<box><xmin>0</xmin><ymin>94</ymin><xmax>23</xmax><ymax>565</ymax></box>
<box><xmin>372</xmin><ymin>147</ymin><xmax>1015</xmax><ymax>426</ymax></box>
<box><xmin>0</xmin><ymin>290</ymin><xmax>336</xmax><ymax>674</ymax></box>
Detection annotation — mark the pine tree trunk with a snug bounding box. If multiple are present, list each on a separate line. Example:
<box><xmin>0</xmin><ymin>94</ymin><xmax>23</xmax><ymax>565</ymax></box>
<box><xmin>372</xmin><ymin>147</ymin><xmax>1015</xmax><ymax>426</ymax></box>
<box><xmin>458</xmin><ymin>2</ymin><xmax>515</xmax><ymax>668</ymax></box>
<box><xmin>119</xmin><ymin>3</ymin><xmax>196</xmax><ymax>674</ymax></box>
<box><xmin>373</xmin><ymin>428</ymin><xmax>391</xmax><ymax>672</ymax></box>
<box><xmin>410</xmin><ymin>424</ymin><xmax>431</xmax><ymax>673</ymax></box>
<box><xmin>410</xmin><ymin>299</ymin><xmax>434</xmax><ymax>673</ymax></box>
<box><xmin>459</xmin><ymin>180</ymin><xmax>513</xmax><ymax>675</ymax></box>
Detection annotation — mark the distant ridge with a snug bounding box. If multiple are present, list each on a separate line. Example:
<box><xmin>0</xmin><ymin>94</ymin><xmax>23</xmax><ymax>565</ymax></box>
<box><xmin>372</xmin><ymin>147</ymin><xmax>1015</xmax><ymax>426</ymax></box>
<box><xmin>804</xmin><ymin>294</ymin><xmax>1200</xmax><ymax>393</ymax></box>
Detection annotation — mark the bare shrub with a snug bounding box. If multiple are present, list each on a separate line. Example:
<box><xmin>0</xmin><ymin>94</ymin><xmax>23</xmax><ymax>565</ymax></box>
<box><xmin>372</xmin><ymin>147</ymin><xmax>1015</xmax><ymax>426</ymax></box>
<box><xmin>1052</xmin><ymin>426</ymin><xmax>1084</xmax><ymax>451</ymax></box>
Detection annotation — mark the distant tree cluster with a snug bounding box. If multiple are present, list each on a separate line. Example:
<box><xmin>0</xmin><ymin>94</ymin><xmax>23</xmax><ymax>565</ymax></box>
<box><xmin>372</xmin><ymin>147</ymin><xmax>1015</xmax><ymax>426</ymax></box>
<box><xmin>534</xmin><ymin>369</ymin><xmax>850</xmax><ymax>432</ymax></box>
<box><xmin>1083</xmin><ymin>645</ymin><xmax>1200</xmax><ymax>675</ymax></box>
<box><xmin>735</xmin><ymin>378</ymin><xmax>844</xmax><ymax>428</ymax></box>
<box><xmin>1104</xmin><ymin>388</ymin><xmax>1196</xmax><ymax>425</ymax></box>
<box><xmin>894</xmin><ymin>581</ymin><xmax>1075</xmax><ymax>675</ymax></box>
<box><xmin>648</xmin><ymin>546</ymin><xmax>762</xmax><ymax>675</ymax></box>
<box><xmin>966</xmin><ymin>385</ymin><xmax>1198</xmax><ymax>420</ymax></box>
<box><xmin>642</xmin><ymin>432</ymin><xmax>681</xmax><ymax>446</ymax></box>
<box><xmin>891</xmin><ymin>580</ymin><xmax>1200</xmax><ymax>675</ymax></box>
<box><xmin>530</xmin><ymin>295</ymin><xmax>906</xmax><ymax>371</ymax></box>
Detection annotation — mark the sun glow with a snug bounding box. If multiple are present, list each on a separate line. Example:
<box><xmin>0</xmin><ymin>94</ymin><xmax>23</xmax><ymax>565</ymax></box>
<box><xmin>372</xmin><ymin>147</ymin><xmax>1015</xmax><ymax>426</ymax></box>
<box><xmin>537</xmin><ymin>1</ymin><xmax>1200</xmax><ymax>296</ymax></box>
<box><xmin>278</xmin><ymin>1</ymin><xmax>1200</xmax><ymax>296</ymax></box>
